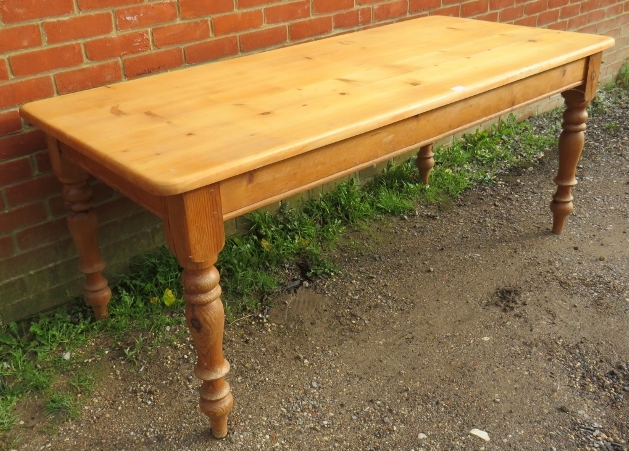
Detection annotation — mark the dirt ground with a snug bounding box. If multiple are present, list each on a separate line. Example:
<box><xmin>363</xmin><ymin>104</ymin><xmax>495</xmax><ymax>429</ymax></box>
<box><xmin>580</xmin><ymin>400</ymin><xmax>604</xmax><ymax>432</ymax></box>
<box><xmin>8</xmin><ymin>88</ymin><xmax>629</xmax><ymax>450</ymax></box>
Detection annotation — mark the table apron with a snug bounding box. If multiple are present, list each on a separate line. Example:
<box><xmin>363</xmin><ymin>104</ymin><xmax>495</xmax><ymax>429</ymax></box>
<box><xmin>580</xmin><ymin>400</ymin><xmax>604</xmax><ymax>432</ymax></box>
<box><xmin>220</xmin><ymin>58</ymin><xmax>587</xmax><ymax>219</ymax></box>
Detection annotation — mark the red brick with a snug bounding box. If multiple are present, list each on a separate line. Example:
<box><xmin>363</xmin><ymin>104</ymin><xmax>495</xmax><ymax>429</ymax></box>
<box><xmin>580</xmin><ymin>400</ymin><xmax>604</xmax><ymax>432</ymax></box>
<box><xmin>0</xmin><ymin>158</ymin><xmax>32</xmax><ymax>185</ymax></box>
<box><xmin>499</xmin><ymin>5</ymin><xmax>524</xmax><ymax>21</ymax></box>
<box><xmin>597</xmin><ymin>16</ymin><xmax>617</xmax><ymax>33</ymax></box>
<box><xmin>0</xmin><ymin>130</ymin><xmax>46</xmax><ymax>161</ymax></box>
<box><xmin>78</xmin><ymin>0</ymin><xmax>143</xmax><ymax>11</ymax></box>
<box><xmin>0</xmin><ymin>237</ymin><xmax>14</xmax><ymax>259</ymax></box>
<box><xmin>524</xmin><ymin>0</ymin><xmax>547</xmax><ymax>15</ymax></box>
<box><xmin>605</xmin><ymin>3</ymin><xmax>624</xmax><ymax>16</ymax></box>
<box><xmin>95</xmin><ymin>196</ymin><xmax>140</xmax><ymax>223</ymax></box>
<box><xmin>560</xmin><ymin>4</ymin><xmax>580</xmax><ymax>18</ymax></box>
<box><xmin>266</xmin><ymin>1</ymin><xmax>310</xmax><ymax>24</ymax></box>
<box><xmin>55</xmin><ymin>61</ymin><xmax>123</xmax><ymax>95</ymax></box>
<box><xmin>43</xmin><ymin>13</ymin><xmax>113</xmax><ymax>44</ymax></box>
<box><xmin>586</xmin><ymin>9</ymin><xmax>606</xmax><ymax>23</ymax></box>
<box><xmin>313</xmin><ymin>0</ymin><xmax>354</xmax><ymax>14</ymax></box>
<box><xmin>333</xmin><ymin>7</ymin><xmax>372</xmax><ymax>28</ymax></box>
<box><xmin>289</xmin><ymin>16</ymin><xmax>333</xmax><ymax>40</ymax></box>
<box><xmin>0</xmin><ymin>77</ymin><xmax>54</xmax><ymax>110</ymax></box>
<box><xmin>599</xmin><ymin>0</ymin><xmax>617</xmax><ymax>7</ymax></box>
<box><xmin>476</xmin><ymin>11</ymin><xmax>499</xmax><ymax>20</ymax></box>
<box><xmin>239</xmin><ymin>0</ymin><xmax>276</xmax><ymax>6</ymax></box>
<box><xmin>0</xmin><ymin>243</ymin><xmax>58</xmax><ymax>283</ymax></box>
<box><xmin>0</xmin><ymin>203</ymin><xmax>47</xmax><ymax>235</ymax></box>
<box><xmin>0</xmin><ymin>196</ymin><xmax>4</xmax><ymax>211</ymax></box>
<box><xmin>240</xmin><ymin>26</ymin><xmax>287</xmax><ymax>52</ymax></box>
<box><xmin>580</xmin><ymin>0</ymin><xmax>600</xmax><ymax>13</ymax></box>
<box><xmin>410</xmin><ymin>0</ymin><xmax>442</xmax><ymax>13</ymax></box>
<box><xmin>490</xmin><ymin>0</ymin><xmax>514</xmax><ymax>9</ymax></box>
<box><xmin>185</xmin><ymin>37</ymin><xmax>239</xmax><ymax>64</ymax></box>
<box><xmin>548</xmin><ymin>20</ymin><xmax>568</xmax><ymax>29</ymax></box>
<box><xmin>85</xmin><ymin>31</ymin><xmax>150</xmax><ymax>61</ymax></box>
<box><xmin>238</xmin><ymin>0</ymin><xmax>279</xmax><ymax>6</ymax></box>
<box><xmin>374</xmin><ymin>0</ymin><xmax>409</xmax><ymax>21</ymax></box>
<box><xmin>153</xmin><ymin>20</ymin><xmax>211</xmax><ymax>48</ymax></box>
<box><xmin>123</xmin><ymin>48</ymin><xmax>184</xmax><ymax>79</ymax></box>
<box><xmin>462</xmin><ymin>0</ymin><xmax>490</xmax><ymax>17</ymax></box>
<box><xmin>9</xmin><ymin>44</ymin><xmax>83</xmax><ymax>77</ymax></box>
<box><xmin>16</xmin><ymin>217</ymin><xmax>69</xmax><ymax>250</ymax></box>
<box><xmin>0</xmin><ymin>110</ymin><xmax>23</xmax><ymax>136</ymax></box>
<box><xmin>567</xmin><ymin>13</ymin><xmax>588</xmax><ymax>29</ymax></box>
<box><xmin>357</xmin><ymin>0</ymin><xmax>384</xmax><ymax>3</ymax></box>
<box><xmin>5</xmin><ymin>173</ymin><xmax>61</xmax><ymax>207</ymax></box>
<box><xmin>180</xmin><ymin>0</ymin><xmax>233</xmax><ymax>18</ymax></box>
<box><xmin>33</xmin><ymin>150</ymin><xmax>52</xmax><ymax>174</ymax></box>
<box><xmin>537</xmin><ymin>9</ymin><xmax>560</xmax><ymax>25</ymax></box>
<box><xmin>548</xmin><ymin>0</ymin><xmax>569</xmax><ymax>7</ymax></box>
<box><xmin>116</xmin><ymin>2</ymin><xmax>178</xmax><ymax>31</ymax></box>
<box><xmin>430</xmin><ymin>5</ymin><xmax>462</xmax><ymax>16</ymax></box>
<box><xmin>0</xmin><ymin>0</ymin><xmax>74</xmax><ymax>23</ymax></box>
<box><xmin>514</xmin><ymin>15</ymin><xmax>537</xmax><ymax>26</ymax></box>
<box><xmin>213</xmin><ymin>10</ymin><xmax>264</xmax><ymax>35</ymax></box>
<box><xmin>0</xmin><ymin>24</ymin><xmax>42</xmax><ymax>53</ymax></box>
<box><xmin>0</xmin><ymin>60</ymin><xmax>8</xmax><ymax>81</ymax></box>
<box><xmin>578</xmin><ymin>23</ymin><xmax>597</xmax><ymax>32</ymax></box>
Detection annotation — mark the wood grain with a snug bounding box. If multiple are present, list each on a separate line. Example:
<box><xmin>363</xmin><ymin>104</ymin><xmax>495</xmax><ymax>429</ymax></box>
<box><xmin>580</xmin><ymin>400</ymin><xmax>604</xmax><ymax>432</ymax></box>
<box><xmin>20</xmin><ymin>16</ymin><xmax>614</xmax><ymax>196</ymax></box>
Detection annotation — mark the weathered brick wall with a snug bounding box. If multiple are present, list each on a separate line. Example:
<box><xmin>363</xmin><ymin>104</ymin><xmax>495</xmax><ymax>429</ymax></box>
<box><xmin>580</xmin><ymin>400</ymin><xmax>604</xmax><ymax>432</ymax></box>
<box><xmin>1</xmin><ymin>0</ymin><xmax>628</xmax><ymax>322</ymax></box>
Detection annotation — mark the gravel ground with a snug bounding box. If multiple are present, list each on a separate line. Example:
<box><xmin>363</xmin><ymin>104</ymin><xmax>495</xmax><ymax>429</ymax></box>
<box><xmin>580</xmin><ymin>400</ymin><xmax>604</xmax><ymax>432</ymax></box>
<box><xmin>6</xmin><ymin>87</ymin><xmax>629</xmax><ymax>451</ymax></box>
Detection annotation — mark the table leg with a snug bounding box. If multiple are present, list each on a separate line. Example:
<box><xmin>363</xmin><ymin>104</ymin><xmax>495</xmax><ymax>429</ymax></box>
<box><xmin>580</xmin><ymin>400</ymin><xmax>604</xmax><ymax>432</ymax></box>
<box><xmin>162</xmin><ymin>185</ymin><xmax>233</xmax><ymax>439</ymax></box>
<box><xmin>47</xmin><ymin>137</ymin><xmax>111</xmax><ymax>320</ymax></box>
<box><xmin>550</xmin><ymin>90</ymin><xmax>590</xmax><ymax>234</ymax></box>
<box><xmin>416</xmin><ymin>144</ymin><xmax>434</xmax><ymax>184</ymax></box>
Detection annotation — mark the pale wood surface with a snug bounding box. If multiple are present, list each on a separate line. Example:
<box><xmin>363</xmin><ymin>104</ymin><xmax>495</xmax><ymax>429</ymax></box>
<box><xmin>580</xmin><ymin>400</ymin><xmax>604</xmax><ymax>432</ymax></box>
<box><xmin>21</xmin><ymin>16</ymin><xmax>613</xmax><ymax>196</ymax></box>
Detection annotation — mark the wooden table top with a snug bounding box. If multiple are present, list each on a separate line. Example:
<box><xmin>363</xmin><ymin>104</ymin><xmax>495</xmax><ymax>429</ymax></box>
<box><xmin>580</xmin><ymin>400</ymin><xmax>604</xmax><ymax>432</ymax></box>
<box><xmin>21</xmin><ymin>16</ymin><xmax>614</xmax><ymax>196</ymax></box>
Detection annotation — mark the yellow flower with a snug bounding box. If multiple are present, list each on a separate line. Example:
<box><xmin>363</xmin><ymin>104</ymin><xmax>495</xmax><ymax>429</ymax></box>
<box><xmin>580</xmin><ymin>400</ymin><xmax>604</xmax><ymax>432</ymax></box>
<box><xmin>162</xmin><ymin>288</ymin><xmax>176</xmax><ymax>307</ymax></box>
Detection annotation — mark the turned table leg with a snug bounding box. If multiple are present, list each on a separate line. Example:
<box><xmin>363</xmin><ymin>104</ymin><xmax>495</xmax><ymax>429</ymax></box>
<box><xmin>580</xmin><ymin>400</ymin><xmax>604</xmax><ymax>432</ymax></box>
<box><xmin>550</xmin><ymin>90</ymin><xmax>590</xmax><ymax>234</ymax></box>
<box><xmin>162</xmin><ymin>184</ymin><xmax>233</xmax><ymax>439</ymax></box>
<box><xmin>416</xmin><ymin>144</ymin><xmax>435</xmax><ymax>185</ymax></box>
<box><xmin>48</xmin><ymin>137</ymin><xmax>111</xmax><ymax>320</ymax></box>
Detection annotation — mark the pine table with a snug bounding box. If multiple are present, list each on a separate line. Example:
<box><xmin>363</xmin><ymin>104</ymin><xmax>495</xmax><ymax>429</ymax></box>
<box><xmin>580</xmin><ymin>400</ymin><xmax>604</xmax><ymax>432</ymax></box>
<box><xmin>21</xmin><ymin>16</ymin><xmax>614</xmax><ymax>439</ymax></box>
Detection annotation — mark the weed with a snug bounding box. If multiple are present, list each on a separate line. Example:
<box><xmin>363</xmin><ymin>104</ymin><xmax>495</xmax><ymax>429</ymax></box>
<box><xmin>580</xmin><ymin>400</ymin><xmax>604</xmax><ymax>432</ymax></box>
<box><xmin>604</xmin><ymin>122</ymin><xmax>617</xmax><ymax>131</ymax></box>
<box><xmin>617</xmin><ymin>62</ymin><xmax>629</xmax><ymax>88</ymax></box>
<box><xmin>44</xmin><ymin>391</ymin><xmax>78</xmax><ymax>421</ymax></box>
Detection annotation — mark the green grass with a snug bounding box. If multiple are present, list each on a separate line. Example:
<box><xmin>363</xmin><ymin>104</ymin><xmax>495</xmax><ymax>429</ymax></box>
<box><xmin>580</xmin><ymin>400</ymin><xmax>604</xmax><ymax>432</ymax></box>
<box><xmin>616</xmin><ymin>62</ymin><xmax>629</xmax><ymax>88</ymax></box>
<box><xmin>1</xmin><ymin>77</ymin><xmax>626</xmax><ymax>437</ymax></box>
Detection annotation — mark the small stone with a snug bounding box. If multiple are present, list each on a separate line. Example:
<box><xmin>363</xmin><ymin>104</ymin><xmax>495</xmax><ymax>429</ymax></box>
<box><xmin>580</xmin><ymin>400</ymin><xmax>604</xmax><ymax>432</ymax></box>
<box><xmin>165</xmin><ymin>326</ymin><xmax>171</xmax><ymax>332</ymax></box>
<box><xmin>351</xmin><ymin>415</ymin><xmax>358</xmax><ymax>420</ymax></box>
<box><xmin>470</xmin><ymin>428</ymin><xmax>490</xmax><ymax>442</ymax></box>
<box><xmin>418</xmin><ymin>433</ymin><xmax>428</xmax><ymax>439</ymax></box>
<box><xmin>311</xmin><ymin>381</ymin><xmax>319</xmax><ymax>388</ymax></box>
<box><xmin>62</xmin><ymin>352</ymin><xmax>71</xmax><ymax>360</ymax></box>
<box><xmin>558</xmin><ymin>405</ymin><xmax>570</xmax><ymax>413</ymax></box>
<box><xmin>599</xmin><ymin>256</ymin><xmax>606</xmax><ymax>261</ymax></box>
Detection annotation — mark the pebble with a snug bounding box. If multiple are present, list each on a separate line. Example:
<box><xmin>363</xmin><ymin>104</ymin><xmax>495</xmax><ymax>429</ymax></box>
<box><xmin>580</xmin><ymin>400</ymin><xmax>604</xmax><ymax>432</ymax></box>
<box><xmin>62</xmin><ymin>352</ymin><xmax>71</xmax><ymax>360</ymax></box>
<box><xmin>418</xmin><ymin>433</ymin><xmax>428</xmax><ymax>439</ymax></box>
<box><xmin>470</xmin><ymin>428</ymin><xmax>490</xmax><ymax>442</ymax></box>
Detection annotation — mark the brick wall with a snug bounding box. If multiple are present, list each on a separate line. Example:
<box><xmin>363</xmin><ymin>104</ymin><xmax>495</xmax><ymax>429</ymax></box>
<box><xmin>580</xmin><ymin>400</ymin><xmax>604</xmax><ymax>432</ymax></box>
<box><xmin>1</xmin><ymin>0</ymin><xmax>628</xmax><ymax>322</ymax></box>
